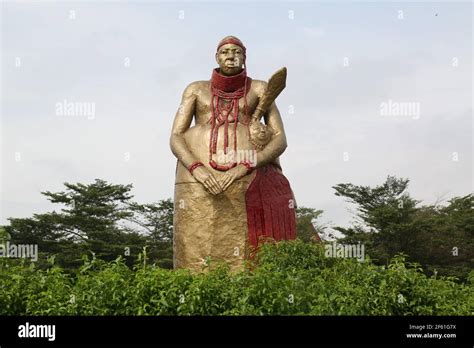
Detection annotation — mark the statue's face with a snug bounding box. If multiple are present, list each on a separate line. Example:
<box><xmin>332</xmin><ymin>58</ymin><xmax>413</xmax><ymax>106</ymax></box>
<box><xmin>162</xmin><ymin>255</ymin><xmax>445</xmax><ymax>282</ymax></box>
<box><xmin>215</xmin><ymin>43</ymin><xmax>245</xmax><ymax>76</ymax></box>
<box><xmin>250</xmin><ymin>121</ymin><xmax>273</xmax><ymax>147</ymax></box>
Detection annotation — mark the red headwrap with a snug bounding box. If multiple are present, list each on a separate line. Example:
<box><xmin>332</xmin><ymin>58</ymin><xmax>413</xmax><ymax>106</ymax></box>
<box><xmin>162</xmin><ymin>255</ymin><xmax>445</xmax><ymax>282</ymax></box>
<box><xmin>217</xmin><ymin>37</ymin><xmax>246</xmax><ymax>62</ymax></box>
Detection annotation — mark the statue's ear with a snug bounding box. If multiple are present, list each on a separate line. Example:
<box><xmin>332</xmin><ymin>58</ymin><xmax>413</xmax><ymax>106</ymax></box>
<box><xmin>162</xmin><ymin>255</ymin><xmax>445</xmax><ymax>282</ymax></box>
<box><xmin>215</xmin><ymin>52</ymin><xmax>219</xmax><ymax>64</ymax></box>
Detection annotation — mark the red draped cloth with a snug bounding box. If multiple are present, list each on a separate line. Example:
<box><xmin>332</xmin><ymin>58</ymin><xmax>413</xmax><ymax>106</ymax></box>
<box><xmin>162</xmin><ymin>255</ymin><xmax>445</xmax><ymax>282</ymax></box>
<box><xmin>245</xmin><ymin>164</ymin><xmax>297</xmax><ymax>248</ymax></box>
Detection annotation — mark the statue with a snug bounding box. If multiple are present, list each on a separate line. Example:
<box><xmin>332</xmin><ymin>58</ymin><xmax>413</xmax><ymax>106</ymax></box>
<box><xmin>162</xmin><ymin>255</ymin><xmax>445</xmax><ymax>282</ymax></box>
<box><xmin>170</xmin><ymin>36</ymin><xmax>297</xmax><ymax>272</ymax></box>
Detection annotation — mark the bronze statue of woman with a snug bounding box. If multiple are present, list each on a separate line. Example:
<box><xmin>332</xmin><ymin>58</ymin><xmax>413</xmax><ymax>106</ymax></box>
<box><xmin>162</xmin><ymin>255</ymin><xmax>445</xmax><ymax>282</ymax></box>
<box><xmin>170</xmin><ymin>36</ymin><xmax>296</xmax><ymax>272</ymax></box>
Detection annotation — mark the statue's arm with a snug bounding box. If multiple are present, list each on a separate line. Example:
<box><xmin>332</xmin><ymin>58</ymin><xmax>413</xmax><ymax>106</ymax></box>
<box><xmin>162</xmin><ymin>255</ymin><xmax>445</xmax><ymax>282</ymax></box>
<box><xmin>170</xmin><ymin>83</ymin><xmax>199</xmax><ymax>168</ymax></box>
<box><xmin>255</xmin><ymin>101</ymin><xmax>288</xmax><ymax>168</ymax></box>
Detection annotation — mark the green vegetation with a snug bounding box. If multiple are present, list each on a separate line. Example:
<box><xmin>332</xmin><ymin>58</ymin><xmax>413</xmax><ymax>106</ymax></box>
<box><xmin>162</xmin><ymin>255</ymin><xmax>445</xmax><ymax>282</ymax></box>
<box><xmin>4</xmin><ymin>179</ymin><xmax>173</xmax><ymax>270</ymax></box>
<box><xmin>333</xmin><ymin>176</ymin><xmax>473</xmax><ymax>280</ymax></box>
<box><xmin>0</xmin><ymin>240</ymin><xmax>472</xmax><ymax>315</ymax></box>
<box><xmin>1</xmin><ymin>176</ymin><xmax>472</xmax><ymax>315</ymax></box>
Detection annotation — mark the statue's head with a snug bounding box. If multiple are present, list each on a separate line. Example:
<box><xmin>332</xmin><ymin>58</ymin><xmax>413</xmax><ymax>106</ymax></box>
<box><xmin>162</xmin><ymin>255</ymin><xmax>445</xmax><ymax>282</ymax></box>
<box><xmin>249</xmin><ymin>120</ymin><xmax>273</xmax><ymax>150</ymax></box>
<box><xmin>215</xmin><ymin>36</ymin><xmax>246</xmax><ymax>76</ymax></box>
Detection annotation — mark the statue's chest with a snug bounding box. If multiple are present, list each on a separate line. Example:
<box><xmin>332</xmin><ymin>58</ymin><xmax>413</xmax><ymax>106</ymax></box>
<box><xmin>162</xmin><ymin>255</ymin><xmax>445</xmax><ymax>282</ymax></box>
<box><xmin>196</xmin><ymin>92</ymin><xmax>258</xmax><ymax>122</ymax></box>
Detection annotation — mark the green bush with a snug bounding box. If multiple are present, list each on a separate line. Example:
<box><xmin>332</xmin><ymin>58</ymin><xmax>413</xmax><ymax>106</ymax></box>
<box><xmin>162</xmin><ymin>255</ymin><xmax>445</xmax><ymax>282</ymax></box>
<box><xmin>0</xmin><ymin>240</ymin><xmax>472</xmax><ymax>315</ymax></box>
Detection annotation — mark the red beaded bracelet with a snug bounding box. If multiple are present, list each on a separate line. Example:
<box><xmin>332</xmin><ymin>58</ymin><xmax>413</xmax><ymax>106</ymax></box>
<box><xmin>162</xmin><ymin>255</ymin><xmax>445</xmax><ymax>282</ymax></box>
<box><xmin>188</xmin><ymin>161</ymin><xmax>204</xmax><ymax>174</ymax></box>
<box><xmin>239</xmin><ymin>160</ymin><xmax>254</xmax><ymax>173</ymax></box>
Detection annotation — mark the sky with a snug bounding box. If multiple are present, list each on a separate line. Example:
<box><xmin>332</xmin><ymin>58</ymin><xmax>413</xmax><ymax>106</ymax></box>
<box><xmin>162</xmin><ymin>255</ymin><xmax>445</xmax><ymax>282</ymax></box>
<box><xmin>1</xmin><ymin>0</ymin><xmax>472</xmax><ymax>231</ymax></box>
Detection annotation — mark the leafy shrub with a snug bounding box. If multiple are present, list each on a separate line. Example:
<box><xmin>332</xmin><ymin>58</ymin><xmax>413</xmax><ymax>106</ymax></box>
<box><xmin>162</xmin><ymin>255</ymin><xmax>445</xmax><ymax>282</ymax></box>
<box><xmin>0</xmin><ymin>240</ymin><xmax>472</xmax><ymax>315</ymax></box>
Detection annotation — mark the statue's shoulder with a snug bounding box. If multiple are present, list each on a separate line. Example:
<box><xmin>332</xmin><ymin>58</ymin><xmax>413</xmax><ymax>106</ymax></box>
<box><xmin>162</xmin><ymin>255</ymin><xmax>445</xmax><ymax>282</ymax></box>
<box><xmin>250</xmin><ymin>79</ymin><xmax>267</xmax><ymax>96</ymax></box>
<box><xmin>184</xmin><ymin>80</ymin><xmax>209</xmax><ymax>95</ymax></box>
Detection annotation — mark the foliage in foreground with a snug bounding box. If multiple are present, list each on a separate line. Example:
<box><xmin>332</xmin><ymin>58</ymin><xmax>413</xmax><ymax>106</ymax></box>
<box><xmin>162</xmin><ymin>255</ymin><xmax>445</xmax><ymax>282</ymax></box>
<box><xmin>1</xmin><ymin>240</ymin><xmax>472</xmax><ymax>316</ymax></box>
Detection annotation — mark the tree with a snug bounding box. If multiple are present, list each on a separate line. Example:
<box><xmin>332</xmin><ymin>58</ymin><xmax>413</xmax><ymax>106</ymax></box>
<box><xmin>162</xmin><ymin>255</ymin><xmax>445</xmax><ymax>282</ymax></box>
<box><xmin>126</xmin><ymin>199</ymin><xmax>174</xmax><ymax>269</ymax></box>
<box><xmin>296</xmin><ymin>207</ymin><xmax>324</xmax><ymax>243</ymax></box>
<box><xmin>126</xmin><ymin>199</ymin><xmax>173</xmax><ymax>242</ymax></box>
<box><xmin>6</xmin><ymin>179</ymin><xmax>148</xmax><ymax>269</ymax></box>
<box><xmin>333</xmin><ymin>176</ymin><xmax>419</xmax><ymax>258</ymax></box>
<box><xmin>409</xmin><ymin>194</ymin><xmax>473</xmax><ymax>279</ymax></box>
<box><xmin>332</xmin><ymin>176</ymin><xmax>473</xmax><ymax>280</ymax></box>
<box><xmin>0</xmin><ymin>226</ymin><xmax>8</xmax><ymax>242</ymax></box>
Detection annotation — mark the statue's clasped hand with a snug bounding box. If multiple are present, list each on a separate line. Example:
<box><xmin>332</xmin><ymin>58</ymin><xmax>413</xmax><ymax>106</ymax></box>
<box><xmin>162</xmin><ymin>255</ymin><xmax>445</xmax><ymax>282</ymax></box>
<box><xmin>191</xmin><ymin>166</ymin><xmax>222</xmax><ymax>195</ymax></box>
<box><xmin>217</xmin><ymin>163</ymin><xmax>249</xmax><ymax>192</ymax></box>
<box><xmin>189</xmin><ymin>162</ymin><xmax>222</xmax><ymax>195</ymax></box>
<box><xmin>189</xmin><ymin>161</ymin><xmax>252</xmax><ymax>195</ymax></box>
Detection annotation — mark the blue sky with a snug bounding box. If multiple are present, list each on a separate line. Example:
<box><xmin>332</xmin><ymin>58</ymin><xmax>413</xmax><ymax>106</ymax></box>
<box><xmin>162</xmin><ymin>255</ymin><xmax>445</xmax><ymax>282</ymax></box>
<box><xmin>1</xmin><ymin>0</ymin><xmax>472</xmax><ymax>230</ymax></box>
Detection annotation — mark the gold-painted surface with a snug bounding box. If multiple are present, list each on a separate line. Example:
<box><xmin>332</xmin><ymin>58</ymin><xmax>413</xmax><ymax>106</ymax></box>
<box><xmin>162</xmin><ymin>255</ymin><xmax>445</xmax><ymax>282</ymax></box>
<box><xmin>170</xmin><ymin>38</ymin><xmax>290</xmax><ymax>272</ymax></box>
<box><xmin>251</xmin><ymin>67</ymin><xmax>287</xmax><ymax>122</ymax></box>
<box><xmin>173</xmin><ymin>172</ymin><xmax>256</xmax><ymax>273</ymax></box>
<box><xmin>175</xmin><ymin>120</ymin><xmax>256</xmax><ymax>184</ymax></box>
<box><xmin>249</xmin><ymin>121</ymin><xmax>274</xmax><ymax>151</ymax></box>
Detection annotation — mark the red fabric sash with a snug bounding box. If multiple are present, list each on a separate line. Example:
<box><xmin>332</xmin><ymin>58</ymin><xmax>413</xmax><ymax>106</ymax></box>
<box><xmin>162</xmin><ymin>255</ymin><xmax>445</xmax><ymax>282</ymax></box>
<box><xmin>245</xmin><ymin>164</ymin><xmax>297</xmax><ymax>248</ymax></box>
